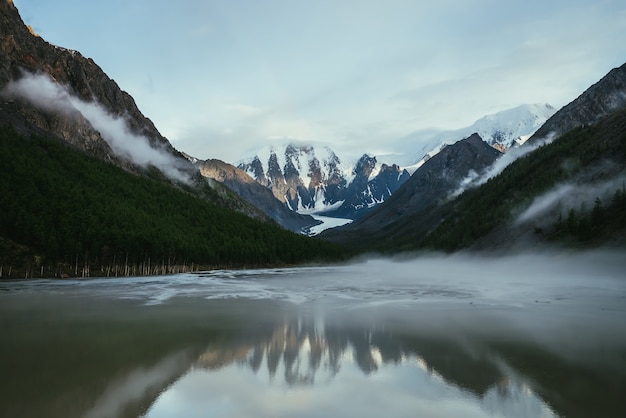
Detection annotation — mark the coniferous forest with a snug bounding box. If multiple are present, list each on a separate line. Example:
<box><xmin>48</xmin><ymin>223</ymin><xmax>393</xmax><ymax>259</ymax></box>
<box><xmin>415</xmin><ymin>109</ymin><xmax>626</xmax><ymax>252</ymax></box>
<box><xmin>0</xmin><ymin>127</ymin><xmax>349</xmax><ymax>278</ymax></box>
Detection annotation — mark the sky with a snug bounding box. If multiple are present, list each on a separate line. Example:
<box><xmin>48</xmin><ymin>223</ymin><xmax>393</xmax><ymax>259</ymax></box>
<box><xmin>13</xmin><ymin>0</ymin><xmax>626</xmax><ymax>163</ymax></box>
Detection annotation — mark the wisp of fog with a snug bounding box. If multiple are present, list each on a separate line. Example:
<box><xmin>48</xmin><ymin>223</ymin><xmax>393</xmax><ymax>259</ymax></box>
<box><xmin>451</xmin><ymin>134</ymin><xmax>556</xmax><ymax>198</ymax></box>
<box><xmin>1</xmin><ymin>72</ymin><xmax>190</xmax><ymax>183</ymax></box>
<box><xmin>516</xmin><ymin>173</ymin><xmax>626</xmax><ymax>225</ymax></box>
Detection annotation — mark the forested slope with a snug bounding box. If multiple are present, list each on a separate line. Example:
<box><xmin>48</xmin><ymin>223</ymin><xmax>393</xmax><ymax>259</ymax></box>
<box><xmin>416</xmin><ymin>108</ymin><xmax>626</xmax><ymax>252</ymax></box>
<box><xmin>0</xmin><ymin>127</ymin><xmax>348</xmax><ymax>278</ymax></box>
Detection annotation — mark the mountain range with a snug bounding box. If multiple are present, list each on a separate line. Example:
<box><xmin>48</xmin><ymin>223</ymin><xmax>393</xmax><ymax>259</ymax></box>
<box><xmin>0</xmin><ymin>0</ymin><xmax>345</xmax><ymax>276</ymax></box>
<box><xmin>321</xmin><ymin>62</ymin><xmax>626</xmax><ymax>251</ymax></box>
<box><xmin>233</xmin><ymin>103</ymin><xmax>555</xmax><ymax>224</ymax></box>
<box><xmin>0</xmin><ymin>0</ymin><xmax>624</xmax><ymax>277</ymax></box>
<box><xmin>236</xmin><ymin>144</ymin><xmax>409</xmax><ymax>220</ymax></box>
<box><xmin>377</xmin><ymin>103</ymin><xmax>556</xmax><ymax>170</ymax></box>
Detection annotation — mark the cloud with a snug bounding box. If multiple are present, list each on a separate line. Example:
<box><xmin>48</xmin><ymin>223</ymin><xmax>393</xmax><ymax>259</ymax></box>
<box><xmin>15</xmin><ymin>0</ymin><xmax>626</xmax><ymax>167</ymax></box>
<box><xmin>169</xmin><ymin>97</ymin><xmax>331</xmax><ymax>162</ymax></box>
<box><xmin>1</xmin><ymin>72</ymin><xmax>191</xmax><ymax>183</ymax></box>
<box><xmin>450</xmin><ymin>134</ymin><xmax>556</xmax><ymax>198</ymax></box>
<box><xmin>515</xmin><ymin>173</ymin><xmax>626</xmax><ymax>225</ymax></box>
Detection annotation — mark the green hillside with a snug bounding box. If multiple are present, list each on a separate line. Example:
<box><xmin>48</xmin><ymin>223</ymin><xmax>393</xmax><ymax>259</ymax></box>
<box><xmin>0</xmin><ymin>127</ymin><xmax>348</xmax><ymax>278</ymax></box>
<box><xmin>416</xmin><ymin>108</ymin><xmax>626</xmax><ymax>251</ymax></box>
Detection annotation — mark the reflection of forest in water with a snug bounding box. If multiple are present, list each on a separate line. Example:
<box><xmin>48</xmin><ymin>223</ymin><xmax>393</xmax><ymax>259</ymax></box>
<box><xmin>2</xmin><ymin>268</ymin><xmax>626</xmax><ymax>418</ymax></box>
<box><xmin>184</xmin><ymin>314</ymin><xmax>626</xmax><ymax>418</ymax></box>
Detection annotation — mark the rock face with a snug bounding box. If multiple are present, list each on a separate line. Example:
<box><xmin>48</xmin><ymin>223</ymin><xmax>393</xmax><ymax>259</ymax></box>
<box><xmin>239</xmin><ymin>145</ymin><xmax>347</xmax><ymax>211</ymax></box>
<box><xmin>0</xmin><ymin>0</ymin><xmax>181</xmax><ymax>167</ymax></box>
<box><xmin>324</xmin><ymin>155</ymin><xmax>410</xmax><ymax>219</ymax></box>
<box><xmin>530</xmin><ymin>63</ymin><xmax>626</xmax><ymax>141</ymax></box>
<box><xmin>0</xmin><ymin>1</ymin><xmax>274</xmax><ymax>223</ymax></box>
<box><xmin>321</xmin><ymin>134</ymin><xmax>502</xmax><ymax>245</ymax></box>
<box><xmin>196</xmin><ymin>159</ymin><xmax>319</xmax><ymax>233</ymax></box>
<box><xmin>238</xmin><ymin>144</ymin><xmax>410</xmax><ymax>219</ymax></box>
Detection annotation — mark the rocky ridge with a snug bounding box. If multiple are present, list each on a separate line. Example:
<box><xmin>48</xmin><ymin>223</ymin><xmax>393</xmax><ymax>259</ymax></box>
<box><xmin>0</xmin><ymin>0</ymin><xmax>175</xmax><ymax>164</ymax></box>
<box><xmin>196</xmin><ymin>158</ymin><xmax>319</xmax><ymax>233</ymax></box>
<box><xmin>0</xmin><ymin>0</ymin><xmax>272</xmax><ymax>222</ymax></box>
<box><xmin>321</xmin><ymin>133</ymin><xmax>502</xmax><ymax>245</ymax></box>
<box><xmin>238</xmin><ymin>144</ymin><xmax>410</xmax><ymax>219</ymax></box>
<box><xmin>531</xmin><ymin>63</ymin><xmax>626</xmax><ymax>141</ymax></box>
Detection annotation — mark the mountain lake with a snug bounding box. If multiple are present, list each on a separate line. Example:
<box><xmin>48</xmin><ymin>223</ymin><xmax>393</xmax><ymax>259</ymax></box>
<box><xmin>1</xmin><ymin>251</ymin><xmax>624</xmax><ymax>418</ymax></box>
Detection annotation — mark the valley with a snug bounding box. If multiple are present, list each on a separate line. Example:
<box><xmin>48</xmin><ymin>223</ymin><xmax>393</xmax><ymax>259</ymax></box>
<box><xmin>1</xmin><ymin>0</ymin><xmax>625</xmax><ymax>271</ymax></box>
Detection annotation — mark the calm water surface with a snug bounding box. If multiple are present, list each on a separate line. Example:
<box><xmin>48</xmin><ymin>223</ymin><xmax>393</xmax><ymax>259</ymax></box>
<box><xmin>1</xmin><ymin>252</ymin><xmax>625</xmax><ymax>418</ymax></box>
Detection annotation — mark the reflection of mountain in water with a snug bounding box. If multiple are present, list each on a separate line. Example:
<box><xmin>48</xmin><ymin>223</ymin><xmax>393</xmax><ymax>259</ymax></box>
<box><xmin>194</xmin><ymin>318</ymin><xmax>557</xmax><ymax>417</ymax></box>
<box><xmin>197</xmin><ymin>319</ymin><xmax>428</xmax><ymax>384</ymax></box>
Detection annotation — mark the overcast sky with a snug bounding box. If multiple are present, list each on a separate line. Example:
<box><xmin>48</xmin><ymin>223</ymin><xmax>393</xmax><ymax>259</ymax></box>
<box><xmin>14</xmin><ymin>0</ymin><xmax>626</xmax><ymax>162</ymax></box>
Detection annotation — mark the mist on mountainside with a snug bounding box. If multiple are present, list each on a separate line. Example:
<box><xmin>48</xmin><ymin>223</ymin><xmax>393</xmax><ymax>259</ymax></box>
<box><xmin>2</xmin><ymin>72</ymin><xmax>192</xmax><ymax>183</ymax></box>
<box><xmin>450</xmin><ymin>132</ymin><xmax>557</xmax><ymax>198</ymax></box>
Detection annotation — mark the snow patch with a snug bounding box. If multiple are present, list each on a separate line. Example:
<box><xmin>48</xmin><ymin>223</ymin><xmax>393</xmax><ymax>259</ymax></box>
<box><xmin>307</xmin><ymin>215</ymin><xmax>352</xmax><ymax>236</ymax></box>
<box><xmin>297</xmin><ymin>199</ymin><xmax>345</xmax><ymax>215</ymax></box>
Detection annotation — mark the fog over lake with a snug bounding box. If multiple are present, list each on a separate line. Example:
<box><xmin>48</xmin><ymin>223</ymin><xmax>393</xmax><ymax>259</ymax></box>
<box><xmin>1</xmin><ymin>251</ymin><xmax>624</xmax><ymax>418</ymax></box>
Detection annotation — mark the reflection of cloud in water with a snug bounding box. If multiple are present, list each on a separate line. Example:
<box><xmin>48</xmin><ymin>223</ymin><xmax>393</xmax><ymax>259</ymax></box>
<box><xmin>84</xmin><ymin>351</ymin><xmax>192</xmax><ymax>418</ymax></box>
<box><xmin>2</xmin><ymin>251</ymin><xmax>624</xmax><ymax>417</ymax></box>
<box><xmin>145</xmin><ymin>318</ymin><xmax>558</xmax><ymax>418</ymax></box>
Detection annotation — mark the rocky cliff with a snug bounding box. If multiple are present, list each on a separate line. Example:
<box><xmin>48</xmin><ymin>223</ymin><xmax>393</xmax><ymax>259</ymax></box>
<box><xmin>196</xmin><ymin>159</ymin><xmax>319</xmax><ymax>233</ymax></box>
<box><xmin>0</xmin><ymin>0</ymin><xmax>272</xmax><ymax>221</ymax></box>
<box><xmin>324</xmin><ymin>155</ymin><xmax>410</xmax><ymax>219</ymax></box>
<box><xmin>238</xmin><ymin>144</ymin><xmax>410</xmax><ymax>219</ymax></box>
<box><xmin>0</xmin><ymin>0</ymin><xmax>173</xmax><ymax>158</ymax></box>
<box><xmin>531</xmin><ymin>63</ymin><xmax>626</xmax><ymax>141</ymax></box>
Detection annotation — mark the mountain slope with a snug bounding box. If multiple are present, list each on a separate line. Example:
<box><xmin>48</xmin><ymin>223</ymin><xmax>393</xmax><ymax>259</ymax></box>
<box><xmin>323</xmin><ymin>155</ymin><xmax>410</xmax><ymax>219</ymax></box>
<box><xmin>0</xmin><ymin>127</ymin><xmax>347</xmax><ymax>277</ymax></box>
<box><xmin>239</xmin><ymin>144</ymin><xmax>348</xmax><ymax>210</ymax></box>
<box><xmin>387</xmin><ymin>103</ymin><xmax>556</xmax><ymax>171</ymax></box>
<box><xmin>236</xmin><ymin>105</ymin><xmax>553</xmax><ymax>222</ymax></box>
<box><xmin>421</xmin><ymin>107</ymin><xmax>626</xmax><ymax>252</ymax></box>
<box><xmin>0</xmin><ymin>1</ymin><xmax>349</xmax><ymax>275</ymax></box>
<box><xmin>0</xmin><ymin>0</ymin><xmax>172</xmax><ymax>163</ymax></box>
<box><xmin>238</xmin><ymin>144</ymin><xmax>410</xmax><ymax>219</ymax></box>
<box><xmin>195</xmin><ymin>159</ymin><xmax>320</xmax><ymax>233</ymax></box>
<box><xmin>321</xmin><ymin>64</ymin><xmax>626</xmax><ymax>252</ymax></box>
<box><xmin>321</xmin><ymin>133</ymin><xmax>502</xmax><ymax>246</ymax></box>
<box><xmin>468</xmin><ymin>103</ymin><xmax>556</xmax><ymax>148</ymax></box>
<box><xmin>531</xmin><ymin>63</ymin><xmax>626</xmax><ymax>141</ymax></box>
<box><xmin>0</xmin><ymin>0</ymin><xmax>292</xmax><ymax>222</ymax></box>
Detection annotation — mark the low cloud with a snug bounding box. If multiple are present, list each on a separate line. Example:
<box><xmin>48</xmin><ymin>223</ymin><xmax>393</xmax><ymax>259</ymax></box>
<box><xmin>2</xmin><ymin>72</ymin><xmax>191</xmax><ymax>183</ymax></box>
<box><xmin>450</xmin><ymin>134</ymin><xmax>556</xmax><ymax>198</ymax></box>
<box><xmin>515</xmin><ymin>173</ymin><xmax>626</xmax><ymax>225</ymax></box>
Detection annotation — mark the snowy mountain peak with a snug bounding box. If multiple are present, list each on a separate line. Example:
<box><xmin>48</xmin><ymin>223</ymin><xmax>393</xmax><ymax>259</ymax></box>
<box><xmin>237</xmin><ymin>144</ymin><xmax>409</xmax><ymax>218</ymax></box>
<box><xmin>234</xmin><ymin>104</ymin><xmax>554</xmax><ymax>220</ymax></box>
<box><xmin>392</xmin><ymin>103</ymin><xmax>557</xmax><ymax>173</ymax></box>
<box><xmin>471</xmin><ymin>103</ymin><xmax>556</xmax><ymax>148</ymax></box>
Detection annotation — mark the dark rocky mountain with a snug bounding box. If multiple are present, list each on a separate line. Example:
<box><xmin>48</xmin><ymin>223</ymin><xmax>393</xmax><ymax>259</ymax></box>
<box><xmin>424</xmin><ymin>106</ymin><xmax>626</xmax><ymax>252</ymax></box>
<box><xmin>195</xmin><ymin>159</ymin><xmax>320</xmax><ymax>233</ymax></box>
<box><xmin>238</xmin><ymin>144</ymin><xmax>410</xmax><ymax>219</ymax></box>
<box><xmin>0</xmin><ymin>1</ymin><xmax>348</xmax><ymax>276</ymax></box>
<box><xmin>324</xmin><ymin>155</ymin><xmax>410</xmax><ymax>219</ymax></box>
<box><xmin>322</xmin><ymin>63</ymin><xmax>626</xmax><ymax>252</ymax></box>
<box><xmin>322</xmin><ymin>133</ymin><xmax>501</xmax><ymax>246</ymax></box>
<box><xmin>530</xmin><ymin>63</ymin><xmax>626</xmax><ymax>141</ymax></box>
<box><xmin>0</xmin><ymin>0</ymin><xmax>172</xmax><ymax>164</ymax></box>
<box><xmin>0</xmin><ymin>0</ymin><xmax>272</xmax><ymax>221</ymax></box>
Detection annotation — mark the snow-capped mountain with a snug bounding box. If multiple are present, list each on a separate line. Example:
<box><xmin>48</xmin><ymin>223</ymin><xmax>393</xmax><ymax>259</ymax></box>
<box><xmin>471</xmin><ymin>103</ymin><xmax>557</xmax><ymax>148</ymax></box>
<box><xmin>391</xmin><ymin>103</ymin><xmax>557</xmax><ymax>173</ymax></box>
<box><xmin>237</xmin><ymin>144</ymin><xmax>409</xmax><ymax>219</ymax></box>
<box><xmin>236</xmin><ymin>104</ymin><xmax>554</xmax><ymax>222</ymax></box>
